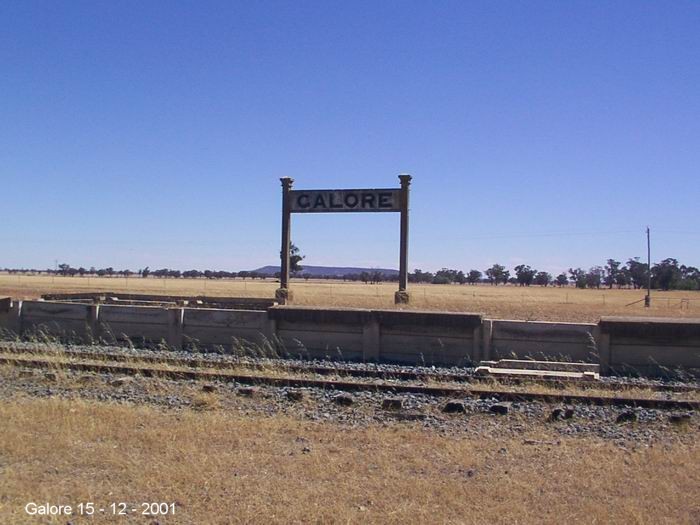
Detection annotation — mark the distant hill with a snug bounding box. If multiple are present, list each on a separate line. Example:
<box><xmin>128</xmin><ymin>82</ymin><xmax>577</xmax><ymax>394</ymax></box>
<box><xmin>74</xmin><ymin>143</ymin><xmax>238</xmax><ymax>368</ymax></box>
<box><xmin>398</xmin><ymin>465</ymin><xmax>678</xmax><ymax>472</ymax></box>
<box><xmin>251</xmin><ymin>265</ymin><xmax>399</xmax><ymax>278</ymax></box>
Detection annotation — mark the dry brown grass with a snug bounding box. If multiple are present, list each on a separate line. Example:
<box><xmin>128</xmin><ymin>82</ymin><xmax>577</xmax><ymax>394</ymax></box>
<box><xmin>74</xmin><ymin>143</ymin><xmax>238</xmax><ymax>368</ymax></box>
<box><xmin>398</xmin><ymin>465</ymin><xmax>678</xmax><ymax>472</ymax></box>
<box><xmin>2</xmin><ymin>274</ymin><xmax>700</xmax><ymax>322</ymax></box>
<box><xmin>0</xmin><ymin>395</ymin><xmax>698</xmax><ymax>524</ymax></box>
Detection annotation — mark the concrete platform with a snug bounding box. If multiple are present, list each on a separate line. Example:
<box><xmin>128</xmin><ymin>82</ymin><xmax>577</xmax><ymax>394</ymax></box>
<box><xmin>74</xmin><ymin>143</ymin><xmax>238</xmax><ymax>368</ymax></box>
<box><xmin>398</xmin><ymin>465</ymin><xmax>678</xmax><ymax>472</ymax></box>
<box><xmin>476</xmin><ymin>359</ymin><xmax>600</xmax><ymax>381</ymax></box>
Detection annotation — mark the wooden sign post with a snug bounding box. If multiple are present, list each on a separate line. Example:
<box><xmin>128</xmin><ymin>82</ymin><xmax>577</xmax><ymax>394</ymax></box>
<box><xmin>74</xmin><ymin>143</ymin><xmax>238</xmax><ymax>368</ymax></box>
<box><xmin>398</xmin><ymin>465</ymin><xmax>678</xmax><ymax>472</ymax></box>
<box><xmin>276</xmin><ymin>174</ymin><xmax>412</xmax><ymax>304</ymax></box>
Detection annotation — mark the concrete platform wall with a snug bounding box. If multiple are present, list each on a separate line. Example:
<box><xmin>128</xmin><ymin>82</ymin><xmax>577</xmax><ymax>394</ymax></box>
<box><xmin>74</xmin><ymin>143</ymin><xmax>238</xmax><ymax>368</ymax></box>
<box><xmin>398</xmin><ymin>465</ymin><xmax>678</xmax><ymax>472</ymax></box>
<box><xmin>375</xmin><ymin>310</ymin><xmax>481</xmax><ymax>366</ymax></box>
<box><xmin>0</xmin><ymin>298</ymin><xmax>20</xmax><ymax>336</ymax></box>
<box><xmin>488</xmin><ymin>320</ymin><xmax>599</xmax><ymax>363</ymax></box>
<box><xmin>600</xmin><ymin>317</ymin><xmax>700</xmax><ymax>377</ymax></box>
<box><xmin>20</xmin><ymin>301</ymin><xmax>96</xmax><ymax>342</ymax></box>
<box><xmin>268</xmin><ymin>307</ymin><xmax>481</xmax><ymax>364</ymax></box>
<box><xmin>1</xmin><ymin>300</ymin><xmax>699</xmax><ymax>377</ymax></box>
<box><xmin>269</xmin><ymin>307</ymin><xmax>367</xmax><ymax>360</ymax></box>
<box><xmin>98</xmin><ymin>305</ymin><xmax>174</xmax><ymax>346</ymax></box>
<box><xmin>182</xmin><ymin>308</ymin><xmax>271</xmax><ymax>351</ymax></box>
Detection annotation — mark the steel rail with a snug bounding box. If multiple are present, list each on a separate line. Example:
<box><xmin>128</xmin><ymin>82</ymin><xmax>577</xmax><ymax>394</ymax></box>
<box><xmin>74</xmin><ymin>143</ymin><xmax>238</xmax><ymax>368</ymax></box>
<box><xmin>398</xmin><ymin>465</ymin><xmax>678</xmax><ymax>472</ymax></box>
<box><xmin>0</xmin><ymin>342</ymin><xmax>697</xmax><ymax>393</ymax></box>
<box><xmin>1</xmin><ymin>353</ymin><xmax>698</xmax><ymax>411</ymax></box>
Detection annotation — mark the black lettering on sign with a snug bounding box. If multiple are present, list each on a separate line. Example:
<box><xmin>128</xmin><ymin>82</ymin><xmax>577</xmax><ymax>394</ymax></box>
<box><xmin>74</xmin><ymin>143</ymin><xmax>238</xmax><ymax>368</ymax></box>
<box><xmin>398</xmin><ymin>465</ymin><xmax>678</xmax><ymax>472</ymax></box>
<box><xmin>378</xmin><ymin>192</ymin><xmax>392</xmax><ymax>208</ymax></box>
<box><xmin>361</xmin><ymin>193</ymin><xmax>376</xmax><ymax>208</ymax></box>
<box><xmin>296</xmin><ymin>194</ymin><xmax>310</xmax><ymax>209</ymax></box>
<box><xmin>288</xmin><ymin>189</ymin><xmax>400</xmax><ymax>212</ymax></box>
<box><xmin>329</xmin><ymin>193</ymin><xmax>343</xmax><ymax>208</ymax></box>
<box><xmin>344</xmin><ymin>193</ymin><xmax>359</xmax><ymax>208</ymax></box>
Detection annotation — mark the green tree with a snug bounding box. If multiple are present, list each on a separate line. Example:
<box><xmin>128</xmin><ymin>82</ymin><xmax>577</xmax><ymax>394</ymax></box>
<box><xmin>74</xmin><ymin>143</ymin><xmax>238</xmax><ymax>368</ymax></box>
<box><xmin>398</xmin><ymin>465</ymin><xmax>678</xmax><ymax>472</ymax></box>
<box><xmin>555</xmin><ymin>273</ymin><xmax>568</xmax><ymax>287</ymax></box>
<box><xmin>615</xmin><ymin>267</ymin><xmax>631</xmax><ymax>288</ymax></box>
<box><xmin>290</xmin><ymin>243</ymin><xmax>305</xmax><ymax>274</ymax></box>
<box><xmin>433</xmin><ymin>268</ymin><xmax>465</xmax><ymax>284</ymax></box>
<box><xmin>466</xmin><ymin>270</ymin><xmax>482</xmax><ymax>284</ymax></box>
<box><xmin>514</xmin><ymin>265</ymin><xmax>537</xmax><ymax>286</ymax></box>
<box><xmin>626</xmin><ymin>258</ymin><xmax>648</xmax><ymax>289</ymax></box>
<box><xmin>534</xmin><ymin>271</ymin><xmax>552</xmax><ymax>287</ymax></box>
<box><xmin>586</xmin><ymin>266</ymin><xmax>605</xmax><ymax>289</ymax></box>
<box><xmin>485</xmin><ymin>264</ymin><xmax>507</xmax><ymax>285</ymax></box>
<box><xmin>679</xmin><ymin>265</ymin><xmax>700</xmax><ymax>290</ymax></box>
<box><xmin>604</xmin><ymin>259</ymin><xmax>621</xmax><ymax>289</ymax></box>
<box><xmin>410</xmin><ymin>269</ymin><xmax>433</xmax><ymax>283</ymax></box>
<box><xmin>569</xmin><ymin>268</ymin><xmax>587</xmax><ymax>289</ymax></box>
<box><xmin>652</xmin><ymin>258</ymin><xmax>681</xmax><ymax>290</ymax></box>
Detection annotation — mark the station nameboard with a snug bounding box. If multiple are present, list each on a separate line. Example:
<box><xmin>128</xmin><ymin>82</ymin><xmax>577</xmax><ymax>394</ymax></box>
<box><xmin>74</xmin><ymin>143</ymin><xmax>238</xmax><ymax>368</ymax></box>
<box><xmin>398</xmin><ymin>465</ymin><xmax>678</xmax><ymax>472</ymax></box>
<box><xmin>277</xmin><ymin>174</ymin><xmax>412</xmax><ymax>305</ymax></box>
<box><xmin>289</xmin><ymin>189</ymin><xmax>401</xmax><ymax>213</ymax></box>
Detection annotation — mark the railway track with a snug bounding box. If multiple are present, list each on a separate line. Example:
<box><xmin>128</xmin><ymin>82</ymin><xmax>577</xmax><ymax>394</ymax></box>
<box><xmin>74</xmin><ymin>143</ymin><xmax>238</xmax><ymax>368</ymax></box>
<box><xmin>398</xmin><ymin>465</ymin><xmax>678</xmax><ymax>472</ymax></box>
<box><xmin>1</xmin><ymin>348</ymin><xmax>698</xmax><ymax>411</ymax></box>
<box><xmin>1</xmin><ymin>341</ymin><xmax>698</xmax><ymax>394</ymax></box>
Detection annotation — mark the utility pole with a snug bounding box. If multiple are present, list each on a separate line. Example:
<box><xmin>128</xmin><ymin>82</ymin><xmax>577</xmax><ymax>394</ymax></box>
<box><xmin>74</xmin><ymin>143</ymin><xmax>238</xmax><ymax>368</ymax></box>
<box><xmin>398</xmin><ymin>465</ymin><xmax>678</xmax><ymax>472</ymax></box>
<box><xmin>644</xmin><ymin>226</ymin><xmax>651</xmax><ymax>307</ymax></box>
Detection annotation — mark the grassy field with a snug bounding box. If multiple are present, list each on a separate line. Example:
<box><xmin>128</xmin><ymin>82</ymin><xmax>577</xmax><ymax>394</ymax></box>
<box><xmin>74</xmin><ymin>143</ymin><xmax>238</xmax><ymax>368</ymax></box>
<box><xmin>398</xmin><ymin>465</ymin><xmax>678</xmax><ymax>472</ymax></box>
<box><xmin>2</xmin><ymin>274</ymin><xmax>699</xmax><ymax>322</ymax></box>
<box><xmin>1</xmin><ymin>395</ymin><xmax>698</xmax><ymax>524</ymax></box>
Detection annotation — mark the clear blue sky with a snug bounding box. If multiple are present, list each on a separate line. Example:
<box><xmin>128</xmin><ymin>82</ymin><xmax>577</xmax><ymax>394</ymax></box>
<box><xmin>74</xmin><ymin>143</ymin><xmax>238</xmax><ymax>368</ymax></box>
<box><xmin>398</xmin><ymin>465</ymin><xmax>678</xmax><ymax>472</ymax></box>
<box><xmin>2</xmin><ymin>1</ymin><xmax>699</xmax><ymax>274</ymax></box>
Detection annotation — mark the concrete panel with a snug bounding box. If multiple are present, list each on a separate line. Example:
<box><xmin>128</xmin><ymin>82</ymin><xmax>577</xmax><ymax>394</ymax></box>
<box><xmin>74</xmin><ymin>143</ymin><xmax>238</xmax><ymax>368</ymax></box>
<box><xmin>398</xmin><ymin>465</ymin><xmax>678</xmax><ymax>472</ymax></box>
<box><xmin>21</xmin><ymin>301</ymin><xmax>93</xmax><ymax>341</ymax></box>
<box><xmin>611</xmin><ymin>345</ymin><xmax>700</xmax><ymax>368</ymax></box>
<box><xmin>276</xmin><ymin>328</ymin><xmax>363</xmax><ymax>357</ymax></box>
<box><xmin>380</xmin><ymin>350</ymin><xmax>471</xmax><ymax>367</ymax></box>
<box><xmin>608</xmin><ymin>336</ymin><xmax>700</xmax><ymax>348</ymax></box>
<box><xmin>379</xmin><ymin>334</ymin><xmax>472</xmax><ymax>362</ymax></box>
<box><xmin>277</xmin><ymin>330</ymin><xmax>363</xmax><ymax>360</ymax></box>
<box><xmin>489</xmin><ymin>359</ymin><xmax>600</xmax><ymax>373</ymax></box>
<box><xmin>362</xmin><ymin>319</ymin><xmax>380</xmax><ymax>361</ymax></box>
<box><xmin>303</xmin><ymin>348</ymin><xmax>363</xmax><ymax>360</ymax></box>
<box><xmin>182</xmin><ymin>308</ymin><xmax>269</xmax><ymax>347</ymax></box>
<box><xmin>491</xmin><ymin>320</ymin><xmax>598</xmax><ymax>363</ymax></box>
<box><xmin>97</xmin><ymin>305</ymin><xmax>170</xmax><ymax>345</ymax></box>
<box><xmin>601</xmin><ymin>317</ymin><xmax>700</xmax><ymax>377</ymax></box>
<box><xmin>269</xmin><ymin>306</ymin><xmax>371</xmax><ymax>325</ymax></box>
<box><xmin>22</xmin><ymin>301</ymin><xmax>91</xmax><ymax>320</ymax></box>
<box><xmin>99</xmin><ymin>305</ymin><xmax>170</xmax><ymax>324</ymax></box>
<box><xmin>0</xmin><ymin>300</ymin><xmax>20</xmax><ymax>336</ymax></box>
<box><xmin>492</xmin><ymin>320</ymin><xmax>597</xmax><ymax>342</ymax></box>
<box><xmin>267</xmin><ymin>307</ymin><xmax>481</xmax><ymax>364</ymax></box>
<box><xmin>600</xmin><ymin>316</ymin><xmax>700</xmax><ymax>338</ymax></box>
<box><xmin>376</xmin><ymin>310</ymin><xmax>482</xmax><ymax>332</ymax></box>
<box><xmin>276</xmin><ymin>320</ymin><xmax>363</xmax><ymax>334</ymax></box>
<box><xmin>184</xmin><ymin>308</ymin><xmax>267</xmax><ymax>329</ymax></box>
<box><xmin>183</xmin><ymin>326</ymin><xmax>265</xmax><ymax>346</ymax></box>
<box><xmin>0</xmin><ymin>297</ymin><xmax>11</xmax><ymax>312</ymax></box>
<box><xmin>293</xmin><ymin>348</ymin><xmax>363</xmax><ymax>360</ymax></box>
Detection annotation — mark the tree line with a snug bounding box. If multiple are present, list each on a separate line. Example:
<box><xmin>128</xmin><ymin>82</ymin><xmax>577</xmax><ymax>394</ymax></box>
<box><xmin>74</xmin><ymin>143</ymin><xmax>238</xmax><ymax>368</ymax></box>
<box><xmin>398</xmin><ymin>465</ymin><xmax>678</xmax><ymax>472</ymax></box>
<box><xmin>2</xmin><ymin>256</ymin><xmax>698</xmax><ymax>291</ymax></box>
<box><xmin>2</xmin><ymin>265</ymin><xmax>271</xmax><ymax>280</ymax></box>
<box><xmin>408</xmin><ymin>258</ymin><xmax>700</xmax><ymax>291</ymax></box>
